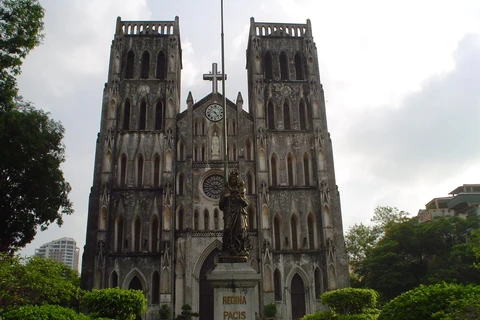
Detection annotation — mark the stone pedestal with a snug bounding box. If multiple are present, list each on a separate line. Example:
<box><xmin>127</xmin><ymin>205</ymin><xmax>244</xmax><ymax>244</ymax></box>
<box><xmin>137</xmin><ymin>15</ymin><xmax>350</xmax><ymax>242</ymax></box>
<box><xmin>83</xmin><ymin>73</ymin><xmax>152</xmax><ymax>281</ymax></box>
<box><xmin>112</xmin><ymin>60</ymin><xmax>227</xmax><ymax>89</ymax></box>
<box><xmin>207</xmin><ymin>263</ymin><xmax>261</xmax><ymax>320</ymax></box>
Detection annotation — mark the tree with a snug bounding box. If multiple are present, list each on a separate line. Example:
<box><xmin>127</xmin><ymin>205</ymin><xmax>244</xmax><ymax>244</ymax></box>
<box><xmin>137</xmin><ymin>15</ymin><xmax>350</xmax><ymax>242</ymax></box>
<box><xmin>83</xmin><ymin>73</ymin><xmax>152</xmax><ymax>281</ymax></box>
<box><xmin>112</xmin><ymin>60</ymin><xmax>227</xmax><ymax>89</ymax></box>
<box><xmin>2</xmin><ymin>304</ymin><xmax>89</xmax><ymax>320</ymax></box>
<box><xmin>0</xmin><ymin>0</ymin><xmax>44</xmax><ymax>108</ymax></box>
<box><xmin>0</xmin><ymin>0</ymin><xmax>72</xmax><ymax>253</ymax></box>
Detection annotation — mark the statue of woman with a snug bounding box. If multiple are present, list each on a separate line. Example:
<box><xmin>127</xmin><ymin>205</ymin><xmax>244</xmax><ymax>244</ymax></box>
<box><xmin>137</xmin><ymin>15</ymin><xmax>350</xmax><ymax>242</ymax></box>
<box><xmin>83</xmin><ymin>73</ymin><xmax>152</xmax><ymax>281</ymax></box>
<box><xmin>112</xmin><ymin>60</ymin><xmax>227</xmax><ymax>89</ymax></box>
<box><xmin>211</xmin><ymin>131</ymin><xmax>220</xmax><ymax>158</ymax></box>
<box><xmin>219</xmin><ymin>170</ymin><xmax>251</xmax><ymax>260</ymax></box>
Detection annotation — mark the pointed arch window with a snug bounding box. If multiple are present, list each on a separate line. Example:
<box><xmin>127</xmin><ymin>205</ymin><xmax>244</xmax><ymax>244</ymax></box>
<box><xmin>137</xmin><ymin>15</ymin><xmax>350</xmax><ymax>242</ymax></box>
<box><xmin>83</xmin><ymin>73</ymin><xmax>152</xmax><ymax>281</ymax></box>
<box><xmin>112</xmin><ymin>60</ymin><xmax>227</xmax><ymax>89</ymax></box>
<box><xmin>283</xmin><ymin>101</ymin><xmax>291</xmax><ymax>129</ymax></box>
<box><xmin>134</xmin><ymin>217</ymin><xmax>141</xmax><ymax>252</ymax></box>
<box><xmin>120</xmin><ymin>154</ymin><xmax>127</xmax><ymax>186</ymax></box>
<box><xmin>137</xmin><ymin>155</ymin><xmax>144</xmax><ymax>187</ymax></box>
<box><xmin>299</xmin><ymin>100</ymin><xmax>307</xmax><ymax>130</ymax></box>
<box><xmin>139</xmin><ymin>100</ymin><xmax>147</xmax><ymax>130</ymax></box>
<box><xmin>280</xmin><ymin>52</ymin><xmax>289</xmax><ymax>80</ymax></box>
<box><xmin>151</xmin><ymin>216</ymin><xmax>159</xmax><ymax>252</ymax></box>
<box><xmin>140</xmin><ymin>51</ymin><xmax>150</xmax><ymax>78</ymax></box>
<box><xmin>194</xmin><ymin>210</ymin><xmax>199</xmax><ymax>230</ymax></box>
<box><xmin>177</xmin><ymin>209</ymin><xmax>184</xmax><ymax>230</ymax></box>
<box><xmin>245</xmin><ymin>139</ymin><xmax>253</xmax><ymax>161</ymax></box>
<box><xmin>153</xmin><ymin>155</ymin><xmax>160</xmax><ymax>187</ymax></box>
<box><xmin>201</xmin><ymin>144</ymin><xmax>206</xmax><ymax>161</ymax></box>
<box><xmin>291</xmin><ymin>216</ymin><xmax>298</xmax><ymax>250</ymax></box>
<box><xmin>287</xmin><ymin>153</ymin><xmax>295</xmax><ymax>186</ymax></box>
<box><xmin>123</xmin><ymin>100</ymin><xmax>131</xmax><ymax>130</ymax></box>
<box><xmin>308</xmin><ymin>215</ymin><xmax>314</xmax><ymax>249</ymax></box>
<box><xmin>155</xmin><ymin>101</ymin><xmax>164</xmax><ymax>130</ymax></box>
<box><xmin>248</xmin><ymin>207</ymin><xmax>255</xmax><ymax>230</ymax></box>
<box><xmin>267</xmin><ymin>101</ymin><xmax>275</xmax><ymax>129</ymax></box>
<box><xmin>111</xmin><ymin>271</ymin><xmax>118</xmax><ymax>287</ymax></box>
<box><xmin>274</xmin><ymin>216</ymin><xmax>281</xmax><ymax>250</ymax></box>
<box><xmin>177</xmin><ymin>173</ymin><xmax>184</xmax><ymax>195</ymax></box>
<box><xmin>314</xmin><ymin>268</ymin><xmax>322</xmax><ymax>298</ymax></box>
<box><xmin>264</xmin><ymin>52</ymin><xmax>273</xmax><ymax>80</ymax></box>
<box><xmin>177</xmin><ymin>140</ymin><xmax>185</xmax><ymax>161</ymax></box>
<box><xmin>271</xmin><ymin>154</ymin><xmax>278</xmax><ymax>186</ymax></box>
<box><xmin>156</xmin><ymin>51</ymin><xmax>167</xmax><ymax>80</ymax></box>
<box><xmin>274</xmin><ymin>269</ymin><xmax>282</xmax><ymax>300</ymax></box>
<box><xmin>152</xmin><ymin>271</ymin><xmax>160</xmax><ymax>304</ymax></box>
<box><xmin>214</xmin><ymin>209</ymin><xmax>219</xmax><ymax>230</ymax></box>
<box><xmin>295</xmin><ymin>52</ymin><xmax>304</xmax><ymax>80</ymax></box>
<box><xmin>303</xmin><ymin>153</ymin><xmax>311</xmax><ymax>186</ymax></box>
<box><xmin>247</xmin><ymin>172</ymin><xmax>254</xmax><ymax>195</ymax></box>
<box><xmin>115</xmin><ymin>217</ymin><xmax>124</xmax><ymax>252</ymax></box>
<box><xmin>203</xmin><ymin>209</ymin><xmax>209</xmax><ymax>230</ymax></box>
<box><xmin>125</xmin><ymin>50</ymin><xmax>134</xmax><ymax>79</ymax></box>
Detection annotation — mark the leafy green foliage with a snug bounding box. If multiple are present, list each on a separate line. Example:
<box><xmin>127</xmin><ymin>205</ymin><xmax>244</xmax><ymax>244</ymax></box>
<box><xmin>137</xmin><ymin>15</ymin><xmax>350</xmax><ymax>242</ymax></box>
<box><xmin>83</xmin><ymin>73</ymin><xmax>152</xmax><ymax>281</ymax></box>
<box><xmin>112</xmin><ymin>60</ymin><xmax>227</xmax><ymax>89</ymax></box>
<box><xmin>2</xmin><ymin>304</ymin><xmax>89</xmax><ymax>320</ymax></box>
<box><xmin>0</xmin><ymin>254</ymin><xmax>80</xmax><ymax>312</ymax></box>
<box><xmin>0</xmin><ymin>0</ymin><xmax>44</xmax><ymax>107</ymax></box>
<box><xmin>159</xmin><ymin>304</ymin><xmax>172</xmax><ymax>319</ymax></box>
<box><xmin>378</xmin><ymin>283</ymin><xmax>480</xmax><ymax>320</ymax></box>
<box><xmin>263</xmin><ymin>303</ymin><xmax>277</xmax><ymax>317</ymax></box>
<box><xmin>81</xmin><ymin>288</ymin><xmax>146</xmax><ymax>320</ymax></box>
<box><xmin>176</xmin><ymin>304</ymin><xmax>199</xmax><ymax>319</ymax></box>
<box><xmin>0</xmin><ymin>102</ymin><xmax>73</xmax><ymax>253</ymax></box>
<box><xmin>321</xmin><ymin>288</ymin><xmax>379</xmax><ymax>315</ymax></box>
<box><xmin>301</xmin><ymin>311</ymin><xmax>337</xmax><ymax>320</ymax></box>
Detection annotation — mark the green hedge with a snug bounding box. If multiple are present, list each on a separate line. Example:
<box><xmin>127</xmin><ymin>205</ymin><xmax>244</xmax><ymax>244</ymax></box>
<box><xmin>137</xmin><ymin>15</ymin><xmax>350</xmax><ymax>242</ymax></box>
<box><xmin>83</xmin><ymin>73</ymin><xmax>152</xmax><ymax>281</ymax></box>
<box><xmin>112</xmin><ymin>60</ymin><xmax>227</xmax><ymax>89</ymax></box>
<box><xmin>2</xmin><ymin>304</ymin><xmax>89</xmax><ymax>320</ymax></box>
<box><xmin>81</xmin><ymin>288</ymin><xmax>146</xmax><ymax>320</ymax></box>
<box><xmin>321</xmin><ymin>288</ymin><xmax>379</xmax><ymax>315</ymax></box>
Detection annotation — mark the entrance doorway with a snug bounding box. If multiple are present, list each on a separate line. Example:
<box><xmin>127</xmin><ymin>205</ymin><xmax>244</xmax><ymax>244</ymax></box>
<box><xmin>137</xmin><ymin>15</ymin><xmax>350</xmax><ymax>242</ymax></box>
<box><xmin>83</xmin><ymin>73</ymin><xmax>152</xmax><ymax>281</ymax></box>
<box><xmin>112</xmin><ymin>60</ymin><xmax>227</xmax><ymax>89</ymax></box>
<box><xmin>199</xmin><ymin>249</ymin><xmax>219</xmax><ymax>320</ymax></box>
<box><xmin>291</xmin><ymin>274</ymin><xmax>306</xmax><ymax>320</ymax></box>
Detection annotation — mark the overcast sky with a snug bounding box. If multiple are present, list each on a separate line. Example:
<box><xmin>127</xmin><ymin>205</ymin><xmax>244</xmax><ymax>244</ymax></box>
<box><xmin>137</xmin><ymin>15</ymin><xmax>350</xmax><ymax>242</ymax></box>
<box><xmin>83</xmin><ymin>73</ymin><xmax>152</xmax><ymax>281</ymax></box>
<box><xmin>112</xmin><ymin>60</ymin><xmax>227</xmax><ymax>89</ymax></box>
<box><xmin>18</xmin><ymin>0</ymin><xmax>480</xmax><ymax>263</ymax></box>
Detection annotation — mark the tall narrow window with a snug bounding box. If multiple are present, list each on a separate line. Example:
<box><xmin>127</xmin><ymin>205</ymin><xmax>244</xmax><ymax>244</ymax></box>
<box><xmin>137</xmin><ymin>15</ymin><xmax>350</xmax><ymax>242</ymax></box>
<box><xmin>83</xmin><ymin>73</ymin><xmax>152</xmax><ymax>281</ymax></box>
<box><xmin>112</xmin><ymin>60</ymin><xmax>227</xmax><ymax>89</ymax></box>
<box><xmin>177</xmin><ymin>209</ymin><xmax>184</xmax><ymax>230</ymax></box>
<box><xmin>264</xmin><ymin>52</ymin><xmax>273</xmax><ymax>80</ymax></box>
<box><xmin>274</xmin><ymin>269</ymin><xmax>282</xmax><ymax>300</ymax></box>
<box><xmin>308</xmin><ymin>215</ymin><xmax>314</xmax><ymax>249</ymax></box>
<box><xmin>178</xmin><ymin>173</ymin><xmax>184</xmax><ymax>195</ymax></box>
<box><xmin>155</xmin><ymin>101</ymin><xmax>164</xmax><ymax>130</ymax></box>
<box><xmin>120</xmin><ymin>154</ymin><xmax>127</xmax><ymax>186</ymax></box>
<box><xmin>111</xmin><ymin>271</ymin><xmax>118</xmax><ymax>287</ymax></box>
<box><xmin>123</xmin><ymin>100</ymin><xmax>131</xmax><ymax>130</ymax></box>
<box><xmin>203</xmin><ymin>210</ymin><xmax>209</xmax><ymax>230</ymax></box>
<box><xmin>291</xmin><ymin>216</ymin><xmax>298</xmax><ymax>250</ymax></box>
<box><xmin>271</xmin><ymin>155</ymin><xmax>278</xmax><ymax>186</ymax></box>
<box><xmin>245</xmin><ymin>139</ymin><xmax>252</xmax><ymax>161</ymax></box>
<box><xmin>137</xmin><ymin>155</ymin><xmax>144</xmax><ymax>187</ymax></box>
<box><xmin>314</xmin><ymin>268</ymin><xmax>322</xmax><ymax>298</ymax></box>
<box><xmin>247</xmin><ymin>172</ymin><xmax>254</xmax><ymax>195</ymax></box>
<box><xmin>156</xmin><ymin>51</ymin><xmax>166</xmax><ymax>79</ymax></box>
<box><xmin>214</xmin><ymin>209</ymin><xmax>219</xmax><ymax>230</ymax></box>
<box><xmin>295</xmin><ymin>52</ymin><xmax>304</xmax><ymax>80</ymax></box>
<box><xmin>201</xmin><ymin>144</ymin><xmax>206</xmax><ymax>161</ymax></box>
<box><xmin>139</xmin><ymin>100</ymin><xmax>146</xmax><ymax>130</ymax></box>
<box><xmin>248</xmin><ymin>207</ymin><xmax>255</xmax><ymax>230</ymax></box>
<box><xmin>116</xmin><ymin>218</ymin><xmax>124</xmax><ymax>252</ymax></box>
<box><xmin>153</xmin><ymin>155</ymin><xmax>160</xmax><ymax>187</ymax></box>
<box><xmin>134</xmin><ymin>218</ymin><xmax>141</xmax><ymax>252</ymax></box>
<box><xmin>280</xmin><ymin>52</ymin><xmax>288</xmax><ymax>80</ymax></box>
<box><xmin>194</xmin><ymin>210</ymin><xmax>199</xmax><ymax>230</ymax></box>
<box><xmin>140</xmin><ymin>51</ymin><xmax>150</xmax><ymax>78</ymax></box>
<box><xmin>152</xmin><ymin>271</ymin><xmax>160</xmax><ymax>304</ymax></box>
<box><xmin>303</xmin><ymin>153</ymin><xmax>310</xmax><ymax>186</ymax></box>
<box><xmin>151</xmin><ymin>216</ymin><xmax>159</xmax><ymax>252</ymax></box>
<box><xmin>274</xmin><ymin>217</ymin><xmax>281</xmax><ymax>250</ymax></box>
<box><xmin>299</xmin><ymin>100</ymin><xmax>307</xmax><ymax>130</ymax></box>
<box><xmin>125</xmin><ymin>50</ymin><xmax>134</xmax><ymax>79</ymax></box>
<box><xmin>287</xmin><ymin>154</ymin><xmax>294</xmax><ymax>186</ymax></box>
<box><xmin>283</xmin><ymin>101</ymin><xmax>291</xmax><ymax>129</ymax></box>
<box><xmin>267</xmin><ymin>101</ymin><xmax>275</xmax><ymax>129</ymax></box>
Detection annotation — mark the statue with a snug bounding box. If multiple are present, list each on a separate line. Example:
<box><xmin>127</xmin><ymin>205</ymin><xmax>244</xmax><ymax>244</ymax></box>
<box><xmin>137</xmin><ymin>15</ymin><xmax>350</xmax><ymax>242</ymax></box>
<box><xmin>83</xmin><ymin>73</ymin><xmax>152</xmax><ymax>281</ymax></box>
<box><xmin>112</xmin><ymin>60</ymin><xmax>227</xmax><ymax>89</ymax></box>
<box><xmin>211</xmin><ymin>131</ymin><xmax>220</xmax><ymax>158</ymax></box>
<box><xmin>219</xmin><ymin>169</ymin><xmax>251</xmax><ymax>261</ymax></box>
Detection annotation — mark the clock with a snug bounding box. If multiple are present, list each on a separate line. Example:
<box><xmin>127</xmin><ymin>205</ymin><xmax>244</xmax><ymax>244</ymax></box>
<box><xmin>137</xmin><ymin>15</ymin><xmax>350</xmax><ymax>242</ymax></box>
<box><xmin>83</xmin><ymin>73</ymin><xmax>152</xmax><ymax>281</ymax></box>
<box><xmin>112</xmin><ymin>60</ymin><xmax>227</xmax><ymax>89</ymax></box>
<box><xmin>205</xmin><ymin>103</ymin><xmax>224</xmax><ymax>122</ymax></box>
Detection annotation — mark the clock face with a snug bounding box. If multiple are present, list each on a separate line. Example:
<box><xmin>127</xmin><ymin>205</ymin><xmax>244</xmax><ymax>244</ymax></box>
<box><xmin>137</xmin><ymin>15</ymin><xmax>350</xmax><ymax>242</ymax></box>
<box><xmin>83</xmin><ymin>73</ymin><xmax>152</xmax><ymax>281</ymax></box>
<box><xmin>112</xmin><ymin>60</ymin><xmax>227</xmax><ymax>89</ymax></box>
<box><xmin>205</xmin><ymin>103</ymin><xmax>224</xmax><ymax>122</ymax></box>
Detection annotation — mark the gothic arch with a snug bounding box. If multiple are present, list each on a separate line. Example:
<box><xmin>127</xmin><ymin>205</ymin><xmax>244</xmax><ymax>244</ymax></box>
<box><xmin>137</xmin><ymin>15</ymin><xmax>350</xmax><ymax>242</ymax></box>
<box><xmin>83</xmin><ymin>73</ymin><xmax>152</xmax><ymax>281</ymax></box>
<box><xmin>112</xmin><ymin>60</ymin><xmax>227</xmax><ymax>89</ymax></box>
<box><xmin>267</xmin><ymin>100</ymin><xmax>275</xmax><ymax>129</ymax></box>
<box><xmin>299</xmin><ymin>99</ymin><xmax>308</xmax><ymax>130</ymax></box>
<box><xmin>177</xmin><ymin>139</ymin><xmax>185</xmax><ymax>161</ymax></box>
<box><xmin>150</xmin><ymin>215</ymin><xmax>160</xmax><ymax>252</ymax></box>
<box><xmin>176</xmin><ymin>205</ymin><xmax>185</xmax><ymax>230</ymax></box>
<box><xmin>290</xmin><ymin>213</ymin><xmax>300</xmax><ymax>250</ymax></box>
<box><xmin>152</xmin><ymin>153</ymin><xmax>161</xmax><ymax>187</ymax></box>
<box><xmin>273</xmin><ymin>214</ymin><xmax>282</xmax><ymax>250</ymax></box>
<box><xmin>125</xmin><ymin>50</ymin><xmax>134</xmax><ymax>79</ymax></box>
<box><xmin>176</xmin><ymin>171</ymin><xmax>185</xmax><ymax>196</ymax></box>
<box><xmin>303</xmin><ymin>152</ymin><xmax>312</xmax><ymax>186</ymax></box>
<box><xmin>155</xmin><ymin>100</ymin><xmax>164</xmax><ymax>130</ymax></box>
<box><xmin>286</xmin><ymin>152</ymin><xmax>296</xmax><ymax>186</ymax></box>
<box><xmin>140</xmin><ymin>50</ymin><xmax>150</xmax><ymax>78</ymax></box>
<box><xmin>203</xmin><ymin>209</ymin><xmax>210</xmax><ymax>230</ymax></box>
<box><xmin>283</xmin><ymin>99</ymin><xmax>291</xmax><ymax>130</ymax></box>
<box><xmin>314</xmin><ymin>267</ymin><xmax>323</xmax><ymax>299</ymax></box>
<box><xmin>248</xmin><ymin>206</ymin><xmax>256</xmax><ymax>230</ymax></box>
<box><xmin>245</xmin><ymin>138</ymin><xmax>253</xmax><ymax>161</ymax></box>
<box><xmin>156</xmin><ymin>50</ymin><xmax>167</xmax><ymax>79</ymax></box>
<box><xmin>132</xmin><ymin>215</ymin><xmax>142</xmax><ymax>252</ymax></box>
<box><xmin>280</xmin><ymin>51</ymin><xmax>289</xmax><ymax>80</ymax></box>
<box><xmin>122</xmin><ymin>268</ymin><xmax>148</xmax><ymax>291</ymax></box>
<box><xmin>152</xmin><ymin>270</ymin><xmax>160</xmax><ymax>304</ymax></box>
<box><xmin>138</xmin><ymin>99</ymin><xmax>147</xmax><ymax>130</ymax></box>
<box><xmin>119</xmin><ymin>153</ymin><xmax>127</xmax><ymax>186</ymax></box>
<box><xmin>193</xmin><ymin>240</ymin><xmax>222</xmax><ymax>279</ymax></box>
<box><xmin>110</xmin><ymin>270</ymin><xmax>119</xmax><ymax>287</ymax></box>
<box><xmin>270</xmin><ymin>152</ymin><xmax>279</xmax><ymax>186</ymax></box>
<box><xmin>115</xmin><ymin>216</ymin><xmax>124</xmax><ymax>252</ymax></box>
<box><xmin>136</xmin><ymin>154</ymin><xmax>144</xmax><ymax>187</ymax></box>
<box><xmin>123</xmin><ymin>99</ymin><xmax>131</xmax><ymax>130</ymax></box>
<box><xmin>246</xmin><ymin>170</ymin><xmax>255</xmax><ymax>195</ymax></box>
<box><xmin>307</xmin><ymin>213</ymin><xmax>316</xmax><ymax>249</ymax></box>
<box><xmin>274</xmin><ymin>268</ymin><xmax>282</xmax><ymax>300</ymax></box>
<box><xmin>264</xmin><ymin>51</ymin><xmax>273</xmax><ymax>80</ymax></box>
<box><xmin>193</xmin><ymin>209</ymin><xmax>199</xmax><ymax>230</ymax></box>
<box><xmin>295</xmin><ymin>52</ymin><xmax>304</xmax><ymax>80</ymax></box>
<box><xmin>285</xmin><ymin>267</ymin><xmax>311</xmax><ymax>298</ymax></box>
<box><xmin>259</xmin><ymin>149</ymin><xmax>266</xmax><ymax>171</ymax></box>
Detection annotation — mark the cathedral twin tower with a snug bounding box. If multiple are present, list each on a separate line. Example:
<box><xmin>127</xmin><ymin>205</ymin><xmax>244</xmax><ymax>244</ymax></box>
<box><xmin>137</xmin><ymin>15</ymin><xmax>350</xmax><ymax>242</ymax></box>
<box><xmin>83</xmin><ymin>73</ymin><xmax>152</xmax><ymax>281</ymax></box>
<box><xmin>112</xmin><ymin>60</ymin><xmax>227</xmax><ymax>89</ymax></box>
<box><xmin>81</xmin><ymin>16</ymin><xmax>349</xmax><ymax>320</ymax></box>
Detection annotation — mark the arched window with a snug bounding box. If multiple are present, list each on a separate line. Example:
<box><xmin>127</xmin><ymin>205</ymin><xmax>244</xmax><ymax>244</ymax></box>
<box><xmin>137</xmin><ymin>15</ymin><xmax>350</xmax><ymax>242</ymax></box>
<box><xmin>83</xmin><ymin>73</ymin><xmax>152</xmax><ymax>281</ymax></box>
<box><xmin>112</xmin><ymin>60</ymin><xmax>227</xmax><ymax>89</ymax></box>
<box><xmin>245</xmin><ymin>139</ymin><xmax>253</xmax><ymax>161</ymax></box>
<box><xmin>303</xmin><ymin>153</ymin><xmax>310</xmax><ymax>186</ymax></box>
<box><xmin>291</xmin><ymin>216</ymin><xmax>298</xmax><ymax>250</ymax></box>
<box><xmin>116</xmin><ymin>217</ymin><xmax>124</xmax><ymax>252</ymax></box>
<box><xmin>287</xmin><ymin>153</ymin><xmax>295</xmax><ymax>186</ymax></box>
<box><xmin>139</xmin><ymin>100</ymin><xmax>146</xmax><ymax>130</ymax></box>
<box><xmin>248</xmin><ymin>207</ymin><xmax>255</xmax><ymax>230</ymax></box>
<box><xmin>194</xmin><ymin>210</ymin><xmax>199</xmax><ymax>230</ymax></box>
<box><xmin>123</xmin><ymin>100</ymin><xmax>131</xmax><ymax>130</ymax></box>
<box><xmin>151</xmin><ymin>216</ymin><xmax>159</xmax><ymax>252</ymax></box>
<box><xmin>283</xmin><ymin>101</ymin><xmax>291</xmax><ymax>129</ymax></box>
<box><xmin>314</xmin><ymin>268</ymin><xmax>322</xmax><ymax>298</ymax></box>
<box><xmin>120</xmin><ymin>154</ymin><xmax>127</xmax><ymax>186</ymax></box>
<box><xmin>247</xmin><ymin>172</ymin><xmax>254</xmax><ymax>195</ymax></box>
<box><xmin>214</xmin><ymin>209</ymin><xmax>219</xmax><ymax>230</ymax></box>
<box><xmin>177</xmin><ymin>140</ymin><xmax>185</xmax><ymax>161</ymax></box>
<box><xmin>153</xmin><ymin>154</ymin><xmax>160</xmax><ymax>187</ymax></box>
<box><xmin>267</xmin><ymin>101</ymin><xmax>275</xmax><ymax>129</ymax></box>
<box><xmin>177</xmin><ymin>209</ymin><xmax>184</xmax><ymax>230</ymax></box>
<box><xmin>140</xmin><ymin>50</ymin><xmax>150</xmax><ymax>78</ymax></box>
<box><xmin>299</xmin><ymin>99</ymin><xmax>307</xmax><ymax>130</ymax></box>
<box><xmin>274</xmin><ymin>269</ymin><xmax>282</xmax><ymax>300</ymax></box>
<box><xmin>274</xmin><ymin>216</ymin><xmax>281</xmax><ymax>250</ymax></box>
<box><xmin>295</xmin><ymin>52</ymin><xmax>304</xmax><ymax>80</ymax></box>
<box><xmin>156</xmin><ymin>51</ymin><xmax>167</xmax><ymax>79</ymax></box>
<box><xmin>280</xmin><ymin>52</ymin><xmax>288</xmax><ymax>80</ymax></box>
<box><xmin>155</xmin><ymin>101</ymin><xmax>164</xmax><ymax>130</ymax></box>
<box><xmin>137</xmin><ymin>155</ymin><xmax>144</xmax><ymax>186</ymax></box>
<box><xmin>203</xmin><ymin>209</ymin><xmax>209</xmax><ymax>230</ymax></box>
<box><xmin>271</xmin><ymin>154</ymin><xmax>278</xmax><ymax>186</ymax></box>
<box><xmin>134</xmin><ymin>217</ymin><xmax>141</xmax><ymax>252</ymax></box>
<box><xmin>152</xmin><ymin>271</ymin><xmax>160</xmax><ymax>304</ymax></box>
<box><xmin>308</xmin><ymin>215</ymin><xmax>314</xmax><ymax>249</ymax></box>
<box><xmin>264</xmin><ymin>52</ymin><xmax>273</xmax><ymax>80</ymax></box>
<box><xmin>111</xmin><ymin>271</ymin><xmax>118</xmax><ymax>287</ymax></box>
<box><xmin>201</xmin><ymin>144</ymin><xmax>206</xmax><ymax>161</ymax></box>
<box><xmin>177</xmin><ymin>173</ymin><xmax>184</xmax><ymax>195</ymax></box>
<box><xmin>193</xmin><ymin>120</ymin><xmax>198</xmax><ymax>136</ymax></box>
<box><xmin>125</xmin><ymin>50</ymin><xmax>134</xmax><ymax>79</ymax></box>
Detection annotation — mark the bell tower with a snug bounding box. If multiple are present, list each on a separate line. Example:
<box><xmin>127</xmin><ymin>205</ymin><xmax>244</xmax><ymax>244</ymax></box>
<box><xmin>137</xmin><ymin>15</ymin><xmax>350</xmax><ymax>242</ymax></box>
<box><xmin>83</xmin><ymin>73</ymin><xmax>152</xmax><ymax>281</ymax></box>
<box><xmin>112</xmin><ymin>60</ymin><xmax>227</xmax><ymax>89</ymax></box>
<box><xmin>246</xmin><ymin>17</ymin><xmax>349</xmax><ymax>315</ymax></box>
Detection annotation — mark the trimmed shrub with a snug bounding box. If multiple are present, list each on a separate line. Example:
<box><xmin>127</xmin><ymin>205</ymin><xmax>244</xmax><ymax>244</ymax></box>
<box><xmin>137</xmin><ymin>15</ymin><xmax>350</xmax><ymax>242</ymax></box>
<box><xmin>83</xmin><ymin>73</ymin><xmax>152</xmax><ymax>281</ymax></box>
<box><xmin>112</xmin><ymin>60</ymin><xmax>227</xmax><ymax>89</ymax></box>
<box><xmin>321</xmin><ymin>288</ymin><xmax>379</xmax><ymax>314</ymax></box>
<box><xmin>2</xmin><ymin>304</ymin><xmax>89</xmax><ymax>320</ymax></box>
<box><xmin>81</xmin><ymin>288</ymin><xmax>146</xmax><ymax>320</ymax></box>
<box><xmin>301</xmin><ymin>311</ymin><xmax>337</xmax><ymax>320</ymax></box>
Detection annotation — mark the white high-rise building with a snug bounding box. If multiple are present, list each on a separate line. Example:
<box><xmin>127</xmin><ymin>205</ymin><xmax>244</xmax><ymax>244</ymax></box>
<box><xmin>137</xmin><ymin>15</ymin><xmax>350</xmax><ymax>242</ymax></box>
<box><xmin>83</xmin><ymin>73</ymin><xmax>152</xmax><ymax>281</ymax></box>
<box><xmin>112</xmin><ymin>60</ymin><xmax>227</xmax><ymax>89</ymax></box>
<box><xmin>35</xmin><ymin>237</ymin><xmax>80</xmax><ymax>271</ymax></box>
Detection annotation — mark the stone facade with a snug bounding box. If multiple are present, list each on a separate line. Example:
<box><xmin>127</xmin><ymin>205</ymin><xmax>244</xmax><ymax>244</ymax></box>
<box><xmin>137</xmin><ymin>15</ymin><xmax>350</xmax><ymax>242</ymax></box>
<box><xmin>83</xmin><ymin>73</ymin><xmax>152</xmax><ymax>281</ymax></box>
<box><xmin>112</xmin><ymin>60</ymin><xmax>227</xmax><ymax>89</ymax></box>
<box><xmin>81</xmin><ymin>16</ymin><xmax>349</xmax><ymax>320</ymax></box>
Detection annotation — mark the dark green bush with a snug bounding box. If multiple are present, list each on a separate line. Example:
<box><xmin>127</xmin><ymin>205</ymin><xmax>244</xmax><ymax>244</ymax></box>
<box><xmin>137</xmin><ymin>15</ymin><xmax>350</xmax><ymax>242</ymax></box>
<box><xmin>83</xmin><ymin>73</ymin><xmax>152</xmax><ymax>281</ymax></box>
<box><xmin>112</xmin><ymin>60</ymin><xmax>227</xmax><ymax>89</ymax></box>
<box><xmin>81</xmin><ymin>288</ymin><xmax>146</xmax><ymax>320</ymax></box>
<box><xmin>263</xmin><ymin>303</ymin><xmax>277</xmax><ymax>317</ymax></box>
<box><xmin>378</xmin><ymin>283</ymin><xmax>480</xmax><ymax>320</ymax></box>
<box><xmin>2</xmin><ymin>304</ymin><xmax>89</xmax><ymax>320</ymax></box>
<box><xmin>301</xmin><ymin>311</ymin><xmax>337</xmax><ymax>320</ymax></box>
<box><xmin>321</xmin><ymin>288</ymin><xmax>379</xmax><ymax>314</ymax></box>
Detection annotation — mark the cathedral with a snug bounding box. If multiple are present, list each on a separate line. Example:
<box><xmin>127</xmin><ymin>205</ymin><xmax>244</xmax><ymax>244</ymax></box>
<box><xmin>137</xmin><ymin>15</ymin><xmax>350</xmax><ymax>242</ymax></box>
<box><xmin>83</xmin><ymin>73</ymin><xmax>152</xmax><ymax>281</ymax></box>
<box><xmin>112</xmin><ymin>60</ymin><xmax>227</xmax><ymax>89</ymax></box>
<box><xmin>81</xmin><ymin>16</ymin><xmax>349</xmax><ymax>320</ymax></box>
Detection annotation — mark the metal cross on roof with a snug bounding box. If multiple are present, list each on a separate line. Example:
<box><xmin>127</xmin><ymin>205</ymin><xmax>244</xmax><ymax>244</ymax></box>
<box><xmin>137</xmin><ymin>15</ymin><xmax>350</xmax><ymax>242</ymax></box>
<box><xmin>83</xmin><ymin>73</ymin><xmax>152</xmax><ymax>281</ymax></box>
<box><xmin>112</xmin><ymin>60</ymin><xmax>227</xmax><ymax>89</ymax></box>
<box><xmin>203</xmin><ymin>63</ymin><xmax>227</xmax><ymax>94</ymax></box>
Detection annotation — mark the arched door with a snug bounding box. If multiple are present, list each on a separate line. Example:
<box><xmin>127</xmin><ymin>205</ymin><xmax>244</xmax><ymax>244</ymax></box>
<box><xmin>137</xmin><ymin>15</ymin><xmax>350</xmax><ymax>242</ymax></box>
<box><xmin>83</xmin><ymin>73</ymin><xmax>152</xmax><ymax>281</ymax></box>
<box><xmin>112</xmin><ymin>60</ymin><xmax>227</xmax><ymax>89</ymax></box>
<box><xmin>129</xmin><ymin>276</ymin><xmax>143</xmax><ymax>320</ymax></box>
<box><xmin>291</xmin><ymin>274</ymin><xmax>306</xmax><ymax>320</ymax></box>
<box><xmin>199</xmin><ymin>249</ymin><xmax>219</xmax><ymax>320</ymax></box>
